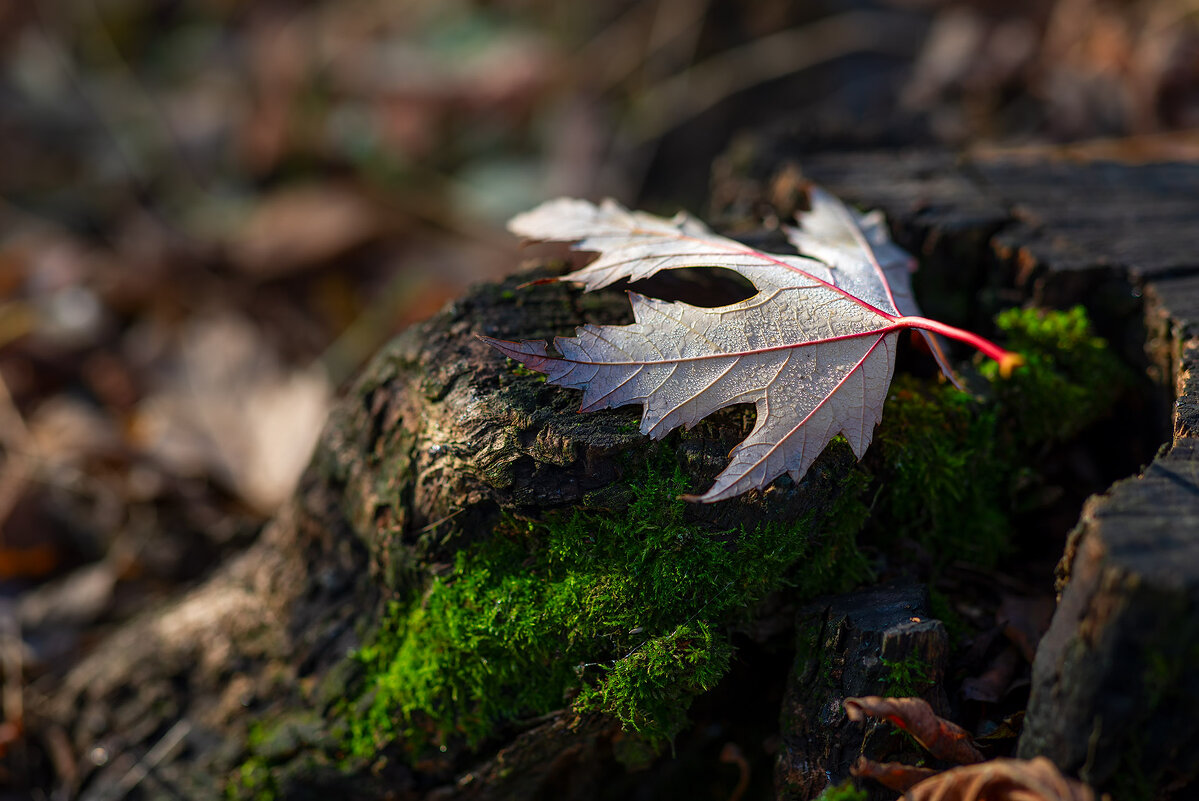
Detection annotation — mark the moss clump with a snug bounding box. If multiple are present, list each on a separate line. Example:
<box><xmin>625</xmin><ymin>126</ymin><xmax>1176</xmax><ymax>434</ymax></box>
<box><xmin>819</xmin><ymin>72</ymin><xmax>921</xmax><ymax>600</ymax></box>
<box><xmin>573</xmin><ymin>621</ymin><xmax>733</xmax><ymax>740</ymax></box>
<box><xmin>866</xmin><ymin>305</ymin><xmax>1129</xmax><ymax>568</ymax></box>
<box><xmin>983</xmin><ymin>305</ymin><xmax>1130</xmax><ymax>449</ymax></box>
<box><xmin>870</xmin><ymin>373</ymin><xmax>1009</xmax><ymax>565</ymax></box>
<box><xmin>882</xmin><ymin>654</ymin><xmax>934</xmax><ymax>697</ymax></box>
<box><xmin>228</xmin><ymin>757</ymin><xmax>276</xmax><ymax>801</ymax></box>
<box><xmin>347</xmin><ymin>456</ymin><xmax>870</xmax><ymax>756</ymax></box>
<box><xmin>341</xmin><ymin>306</ymin><xmax>1126</xmax><ymax>763</ymax></box>
<box><xmin>814</xmin><ymin>780</ymin><xmax>868</xmax><ymax>801</ymax></box>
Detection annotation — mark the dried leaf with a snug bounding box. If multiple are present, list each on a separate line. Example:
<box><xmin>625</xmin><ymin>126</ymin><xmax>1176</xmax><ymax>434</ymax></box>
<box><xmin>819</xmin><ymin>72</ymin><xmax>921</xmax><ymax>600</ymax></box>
<box><xmin>851</xmin><ymin>756</ymin><xmax>939</xmax><ymax>793</ymax></box>
<box><xmin>998</xmin><ymin>593</ymin><xmax>1055</xmax><ymax>664</ymax></box>
<box><xmin>903</xmin><ymin>757</ymin><xmax>1095</xmax><ymax>801</ymax></box>
<box><xmin>961</xmin><ymin>645</ymin><xmax>1022</xmax><ymax>704</ymax></box>
<box><xmin>230</xmin><ymin>184</ymin><xmax>382</xmax><ymax>279</ymax></box>
<box><xmin>844</xmin><ymin>696</ymin><xmax>985</xmax><ymax>765</ymax></box>
<box><xmin>483</xmin><ymin>190</ymin><xmax>1020</xmax><ymax>502</ymax></box>
<box><xmin>133</xmin><ymin>313</ymin><xmax>330</xmax><ymax>513</ymax></box>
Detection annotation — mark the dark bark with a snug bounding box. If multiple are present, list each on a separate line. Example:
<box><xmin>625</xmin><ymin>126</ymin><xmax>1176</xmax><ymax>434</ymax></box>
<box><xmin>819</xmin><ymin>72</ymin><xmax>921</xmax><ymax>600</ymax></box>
<box><xmin>1015</xmin><ymin>273</ymin><xmax>1199</xmax><ymax>794</ymax></box>
<box><xmin>1017</xmin><ymin>440</ymin><xmax>1199</xmax><ymax>793</ymax></box>
<box><xmin>773</xmin><ymin>147</ymin><xmax>1199</xmax><ymax>798</ymax></box>
<box><xmin>776</xmin><ymin>584</ymin><xmax>949</xmax><ymax>801</ymax></box>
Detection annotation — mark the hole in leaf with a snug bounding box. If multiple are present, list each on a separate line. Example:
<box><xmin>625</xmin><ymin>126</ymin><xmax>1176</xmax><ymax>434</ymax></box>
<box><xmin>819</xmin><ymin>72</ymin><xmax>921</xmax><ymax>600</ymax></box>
<box><xmin>610</xmin><ymin>267</ymin><xmax>757</xmax><ymax>308</ymax></box>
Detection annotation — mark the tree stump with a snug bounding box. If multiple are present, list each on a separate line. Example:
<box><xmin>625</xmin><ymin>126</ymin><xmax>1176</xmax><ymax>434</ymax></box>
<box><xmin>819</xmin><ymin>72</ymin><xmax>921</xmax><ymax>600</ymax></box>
<box><xmin>38</xmin><ymin>266</ymin><xmax>866</xmax><ymax>800</ymax></box>
<box><xmin>1015</xmin><ymin>278</ymin><xmax>1199</xmax><ymax>795</ymax></box>
<box><xmin>787</xmin><ymin>148</ymin><xmax>1199</xmax><ymax>798</ymax></box>
<box><xmin>33</xmin><ymin>148</ymin><xmax>1199</xmax><ymax>800</ymax></box>
<box><xmin>776</xmin><ymin>583</ymin><xmax>949</xmax><ymax>800</ymax></box>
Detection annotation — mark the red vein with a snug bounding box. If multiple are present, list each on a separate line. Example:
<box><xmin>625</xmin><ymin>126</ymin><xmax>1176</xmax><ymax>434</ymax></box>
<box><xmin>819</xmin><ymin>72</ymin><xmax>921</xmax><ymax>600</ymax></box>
<box><xmin>494</xmin><ymin>314</ymin><xmax>1016</xmax><ymax>368</ymax></box>
<box><xmin>891</xmin><ymin>316</ymin><xmax>1014</xmax><ymax>365</ymax></box>
<box><xmin>821</xmin><ymin>195</ymin><xmax>901</xmax><ymax>313</ymax></box>
<box><xmin>699</xmin><ymin>333</ymin><xmax>891</xmax><ymax>502</ymax></box>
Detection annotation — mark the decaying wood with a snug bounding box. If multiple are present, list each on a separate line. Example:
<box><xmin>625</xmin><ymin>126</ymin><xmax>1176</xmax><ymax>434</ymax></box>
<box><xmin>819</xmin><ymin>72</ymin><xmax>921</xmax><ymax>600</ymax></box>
<box><xmin>30</xmin><ymin>149</ymin><xmax>1199</xmax><ymax>799</ymax></box>
<box><xmin>790</xmin><ymin>148</ymin><xmax>1199</xmax><ymax>797</ymax></box>
<box><xmin>34</xmin><ymin>266</ymin><xmax>857</xmax><ymax>800</ymax></box>
<box><xmin>1016</xmin><ymin>441</ymin><xmax>1199</xmax><ymax>789</ymax></box>
<box><xmin>776</xmin><ymin>584</ymin><xmax>949</xmax><ymax>800</ymax></box>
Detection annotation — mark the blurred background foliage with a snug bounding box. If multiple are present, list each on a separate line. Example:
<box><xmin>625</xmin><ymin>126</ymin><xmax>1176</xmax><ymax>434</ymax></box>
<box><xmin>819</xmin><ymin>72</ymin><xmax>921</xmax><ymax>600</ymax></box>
<box><xmin>0</xmin><ymin>0</ymin><xmax>1197</xmax><ymax>777</ymax></box>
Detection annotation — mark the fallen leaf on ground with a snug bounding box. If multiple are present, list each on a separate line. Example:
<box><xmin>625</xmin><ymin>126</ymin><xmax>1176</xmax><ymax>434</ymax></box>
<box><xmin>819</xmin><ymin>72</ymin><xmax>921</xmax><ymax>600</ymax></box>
<box><xmin>844</xmin><ymin>696</ymin><xmax>984</xmax><ymax>765</ymax></box>
<box><xmin>974</xmin><ymin>712</ymin><xmax>1024</xmax><ymax>747</ymax></box>
<box><xmin>961</xmin><ymin>644</ymin><xmax>1022</xmax><ymax>703</ymax></box>
<box><xmin>851</xmin><ymin>756</ymin><xmax>939</xmax><ymax>792</ymax></box>
<box><xmin>903</xmin><ymin>756</ymin><xmax>1094</xmax><ymax>801</ymax></box>
<box><xmin>132</xmin><ymin>313</ymin><xmax>330</xmax><ymax>513</ymax></box>
<box><xmin>998</xmin><ymin>593</ymin><xmax>1055</xmax><ymax>663</ymax></box>
<box><xmin>482</xmin><ymin>189</ymin><xmax>1021</xmax><ymax>502</ymax></box>
<box><xmin>229</xmin><ymin>184</ymin><xmax>382</xmax><ymax>279</ymax></box>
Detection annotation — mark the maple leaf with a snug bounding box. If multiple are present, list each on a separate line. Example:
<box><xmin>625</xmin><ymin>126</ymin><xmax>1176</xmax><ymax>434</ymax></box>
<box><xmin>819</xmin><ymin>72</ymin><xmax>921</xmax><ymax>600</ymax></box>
<box><xmin>480</xmin><ymin>189</ymin><xmax>1021</xmax><ymax>503</ymax></box>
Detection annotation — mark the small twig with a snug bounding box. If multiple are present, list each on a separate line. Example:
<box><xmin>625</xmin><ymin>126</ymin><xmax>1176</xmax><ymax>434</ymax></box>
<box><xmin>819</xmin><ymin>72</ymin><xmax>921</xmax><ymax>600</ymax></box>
<box><xmin>415</xmin><ymin>508</ymin><xmax>465</xmax><ymax>535</ymax></box>
<box><xmin>43</xmin><ymin>723</ymin><xmax>77</xmax><ymax>796</ymax></box>
<box><xmin>719</xmin><ymin>743</ymin><xmax>750</xmax><ymax>801</ymax></box>
<box><xmin>88</xmin><ymin>719</ymin><xmax>192</xmax><ymax>801</ymax></box>
<box><xmin>625</xmin><ymin>10</ymin><xmax>926</xmax><ymax>144</ymax></box>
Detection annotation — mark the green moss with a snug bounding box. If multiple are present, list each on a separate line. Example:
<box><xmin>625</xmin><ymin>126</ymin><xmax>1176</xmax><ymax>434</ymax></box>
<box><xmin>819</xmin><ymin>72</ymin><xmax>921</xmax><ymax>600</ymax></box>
<box><xmin>338</xmin><ymin>306</ymin><xmax>1126</xmax><ymax>764</ymax></box>
<box><xmin>982</xmin><ymin>305</ymin><xmax>1131</xmax><ymax>449</ymax></box>
<box><xmin>814</xmin><ymin>780</ymin><xmax>868</xmax><ymax>801</ymax></box>
<box><xmin>227</xmin><ymin>756</ymin><xmax>277</xmax><ymax>801</ymax></box>
<box><xmin>509</xmin><ymin>362</ymin><xmax>546</xmax><ymax>381</ymax></box>
<box><xmin>866</xmin><ymin>305</ymin><xmax>1128</xmax><ymax>569</ymax></box>
<box><xmin>573</xmin><ymin>621</ymin><xmax>733</xmax><ymax>739</ymax></box>
<box><xmin>882</xmin><ymin>654</ymin><xmax>933</xmax><ymax>697</ymax></box>
<box><xmin>346</xmin><ymin>454</ymin><xmax>870</xmax><ymax>756</ymax></box>
<box><xmin>870</xmin><ymin>374</ymin><xmax>1009</xmax><ymax>565</ymax></box>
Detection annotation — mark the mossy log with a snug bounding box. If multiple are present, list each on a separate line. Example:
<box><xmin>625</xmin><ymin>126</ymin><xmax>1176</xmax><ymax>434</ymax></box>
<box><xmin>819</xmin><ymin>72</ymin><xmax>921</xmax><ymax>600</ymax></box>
<box><xmin>39</xmin><ymin>266</ymin><xmax>866</xmax><ymax>800</ymax></box>
<box><xmin>35</xmin><ymin>149</ymin><xmax>1199</xmax><ymax>800</ymax></box>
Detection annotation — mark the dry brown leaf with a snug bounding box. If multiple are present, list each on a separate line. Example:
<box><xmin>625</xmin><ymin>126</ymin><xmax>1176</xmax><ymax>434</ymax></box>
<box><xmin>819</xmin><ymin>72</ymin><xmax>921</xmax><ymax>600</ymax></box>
<box><xmin>998</xmin><ymin>593</ymin><xmax>1055</xmax><ymax>664</ymax></box>
<box><xmin>844</xmin><ymin>696</ymin><xmax>985</xmax><ymax>765</ymax></box>
<box><xmin>132</xmin><ymin>313</ymin><xmax>330</xmax><ymax>513</ymax></box>
<box><xmin>851</xmin><ymin>756</ymin><xmax>939</xmax><ymax>793</ymax></box>
<box><xmin>961</xmin><ymin>645</ymin><xmax>1022</xmax><ymax>704</ymax></box>
<box><xmin>229</xmin><ymin>184</ymin><xmax>382</xmax><ymax>279</ymax></box>
<box><xmin>903</xmin><ymin>756</ymin><xmax>1095</xmax><ymax>801</ymax></box>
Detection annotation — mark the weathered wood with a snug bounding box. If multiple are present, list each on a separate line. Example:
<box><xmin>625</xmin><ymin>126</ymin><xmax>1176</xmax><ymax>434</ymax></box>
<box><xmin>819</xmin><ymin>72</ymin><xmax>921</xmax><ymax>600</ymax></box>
<box><xmin>34</xmin><ymin>148</ymin><xmax>1199</xmax><ymax>800</ymax></box>
<box><xmin>975</xmin><ymin>159</ymin><xmax>1199</xmax><ymax>279</ymax></box>
<box><xmin>37</xmin><ymin>266</ymin><xmax>858</xmax><ymax>800</ymax></box>
<box><xmin>776</xmin><ymin>584</ymin><xmax>949</xmax><ymax>801</ymax></box>
<box><xmin>1017</xmin><ymin>439</ymin><xmax>1199</xmax><ymax>792</ymax></box>
<box><xmin>1012</xmin><ymin>267</ymin><xmax>1199</xmax><ymax>794</ymax></box>
<box><xmin>776</xmin><ymin>148</ymin><xmax>1199</xmax><ymax>798</ymax></box>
